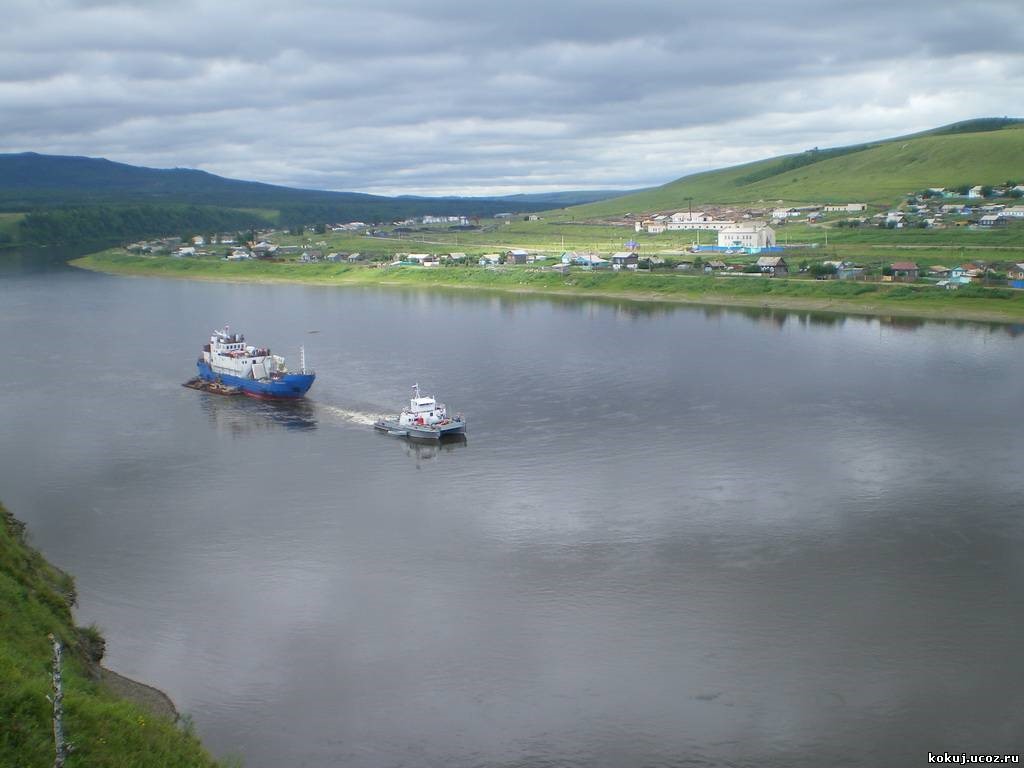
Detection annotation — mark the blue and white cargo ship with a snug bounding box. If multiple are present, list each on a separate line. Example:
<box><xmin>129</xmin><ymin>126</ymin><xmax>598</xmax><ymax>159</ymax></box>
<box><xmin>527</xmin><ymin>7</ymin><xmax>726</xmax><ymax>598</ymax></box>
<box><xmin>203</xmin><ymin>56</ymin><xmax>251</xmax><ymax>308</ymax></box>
<box><xmin>195</xmin><ymin>326</ymin><xmax>315</xmax><ymax>399</ymax></box>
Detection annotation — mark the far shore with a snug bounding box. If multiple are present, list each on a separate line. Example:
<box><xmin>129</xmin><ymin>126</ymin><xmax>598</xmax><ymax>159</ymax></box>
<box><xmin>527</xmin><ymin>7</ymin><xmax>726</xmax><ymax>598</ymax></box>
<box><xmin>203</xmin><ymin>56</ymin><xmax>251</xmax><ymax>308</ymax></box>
<box><xmin>71</xmin><ymin>250</ymin><xmax>1024</xmax><ymax>325</ymax></box>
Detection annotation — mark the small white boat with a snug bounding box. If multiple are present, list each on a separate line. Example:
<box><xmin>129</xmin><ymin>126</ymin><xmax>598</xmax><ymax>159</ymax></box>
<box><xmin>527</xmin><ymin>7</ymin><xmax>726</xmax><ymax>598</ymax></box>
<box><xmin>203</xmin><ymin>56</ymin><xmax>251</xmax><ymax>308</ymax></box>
<box><xmin>374</xmin><ymin>384</ymin><xmax>466</xmax><ymax>440</ymax></box>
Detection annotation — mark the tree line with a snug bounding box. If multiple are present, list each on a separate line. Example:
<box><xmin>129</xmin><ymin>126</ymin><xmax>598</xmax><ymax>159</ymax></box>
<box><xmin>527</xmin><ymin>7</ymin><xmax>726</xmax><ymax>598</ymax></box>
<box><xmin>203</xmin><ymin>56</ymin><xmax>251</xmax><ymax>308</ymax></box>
<box><xmin>18</xmin><ymin>205</ymin><xmax>269</xmax><ymax>245</ymax></box>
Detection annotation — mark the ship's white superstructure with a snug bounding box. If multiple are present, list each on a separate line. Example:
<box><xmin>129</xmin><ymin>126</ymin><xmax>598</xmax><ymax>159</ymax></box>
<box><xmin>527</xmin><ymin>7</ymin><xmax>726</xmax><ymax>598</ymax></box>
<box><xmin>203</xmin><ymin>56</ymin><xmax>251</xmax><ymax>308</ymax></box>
<box><xmin>202</xmin><ymin>326</ymin><xmax>296</xmax><ymax>382</ymax></box>
<box><xmin>398</xmin><ymin>384</ymin><xmax>453</xmax><ymax>428</ymax></box>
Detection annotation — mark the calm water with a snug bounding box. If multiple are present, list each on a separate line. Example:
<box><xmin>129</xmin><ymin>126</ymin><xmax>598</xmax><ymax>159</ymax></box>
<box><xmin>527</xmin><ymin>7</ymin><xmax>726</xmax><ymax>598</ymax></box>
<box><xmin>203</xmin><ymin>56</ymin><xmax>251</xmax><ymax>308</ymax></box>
<box><xmin>2</xmin><ymin>253</ymin><xmax>1023</xmax><ymax>767</ymax></box>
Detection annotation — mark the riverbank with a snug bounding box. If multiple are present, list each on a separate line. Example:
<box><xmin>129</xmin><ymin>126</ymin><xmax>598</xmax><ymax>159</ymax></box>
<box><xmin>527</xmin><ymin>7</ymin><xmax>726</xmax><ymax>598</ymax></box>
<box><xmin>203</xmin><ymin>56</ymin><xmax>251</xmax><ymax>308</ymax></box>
<box><xmin>72</xmin><ymin>249</ymin><xmax>1024</xmax><ymax>323</ymax></box>
<box><xmin>0</xmin><ymin>500</ymin><xmax>219</xmax><ymax>767</ymax></box>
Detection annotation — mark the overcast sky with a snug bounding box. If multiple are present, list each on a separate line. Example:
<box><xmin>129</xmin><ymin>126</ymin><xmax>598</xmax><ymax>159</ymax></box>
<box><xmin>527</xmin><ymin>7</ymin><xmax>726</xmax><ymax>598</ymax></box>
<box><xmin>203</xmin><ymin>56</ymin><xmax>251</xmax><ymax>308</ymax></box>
<box><xmin>3</xmin><ymin>0</ymin><xmax>1023</xmax><ymax>196</ymax></box>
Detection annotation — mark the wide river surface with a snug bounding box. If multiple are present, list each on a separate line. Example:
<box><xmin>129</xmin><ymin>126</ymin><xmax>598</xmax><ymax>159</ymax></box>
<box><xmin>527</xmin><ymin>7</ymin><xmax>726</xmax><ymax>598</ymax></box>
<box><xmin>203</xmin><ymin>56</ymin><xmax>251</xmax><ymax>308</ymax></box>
<box><xmin>2</xmin><ymin>252</ymin><xmax>1022</xmax><ymax>767</ymax></box>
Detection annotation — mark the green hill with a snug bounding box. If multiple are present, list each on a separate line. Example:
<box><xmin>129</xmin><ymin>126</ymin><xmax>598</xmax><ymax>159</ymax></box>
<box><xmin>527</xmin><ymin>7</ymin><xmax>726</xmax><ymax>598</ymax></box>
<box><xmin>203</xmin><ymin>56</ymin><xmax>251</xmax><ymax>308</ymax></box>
<box><xmin>0</xmin><ymin>501</ymin><xmax>221</xmax><ymax>767</ymax></box>
<box><xmin>0</xmin><ymin>153</ymin><xmax>552</xmax><ymax>221</ymax></box>
<box><xmin>554</xmin><ymin>118</ymin><xmax>1024</xmax><ymax>219</ymax></box>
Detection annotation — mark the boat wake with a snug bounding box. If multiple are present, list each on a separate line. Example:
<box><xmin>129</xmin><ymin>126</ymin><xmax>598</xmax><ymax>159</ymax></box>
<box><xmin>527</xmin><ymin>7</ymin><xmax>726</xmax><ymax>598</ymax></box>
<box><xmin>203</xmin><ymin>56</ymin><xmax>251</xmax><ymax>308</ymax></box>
<box><xmin>317</xmin><ymin>404</ymin><xmax>384</xmax><ymax>427</ymax></box>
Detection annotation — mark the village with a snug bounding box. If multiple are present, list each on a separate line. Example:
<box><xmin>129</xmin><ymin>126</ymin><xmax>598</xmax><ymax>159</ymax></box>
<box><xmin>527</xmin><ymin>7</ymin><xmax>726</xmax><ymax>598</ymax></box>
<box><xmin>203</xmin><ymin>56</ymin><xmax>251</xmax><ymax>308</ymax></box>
<box><xmin>123</xmin><ymin>180</ymin><xmax>1024</xmax><ymax>289</ymax></box>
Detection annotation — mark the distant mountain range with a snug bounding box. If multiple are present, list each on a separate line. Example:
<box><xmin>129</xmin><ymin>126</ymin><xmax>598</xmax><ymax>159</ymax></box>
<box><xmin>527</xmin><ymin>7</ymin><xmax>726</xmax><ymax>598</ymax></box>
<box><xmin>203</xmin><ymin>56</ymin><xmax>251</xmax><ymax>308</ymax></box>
<box><xmin>0</xmin><ymin>153</ymin><xmax>630</xmax><ymax>217</ymax></box>
<box><xmin>555</xmin><ymin>117</ymin><xmax>1024</xmax><ymax>219</ymax></box>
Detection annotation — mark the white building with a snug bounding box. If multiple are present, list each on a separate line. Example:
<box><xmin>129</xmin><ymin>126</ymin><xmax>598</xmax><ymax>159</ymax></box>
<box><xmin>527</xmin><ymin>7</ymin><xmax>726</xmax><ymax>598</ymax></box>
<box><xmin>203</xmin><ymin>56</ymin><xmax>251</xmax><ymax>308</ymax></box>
<box><xmin>1002</xmin><ymin>206</ymin><xmax>1024</xmax><ymax>218</ymax></box>
<box><xmin>665</xmin><ymin>211</ymin><xmax>735</xmax><ymax>231</ymax></box>
<box><xmin>968</xmin><ymin>186</ymin><xmax>985</xmax><ymax>198</ymax></box>
<box><xmin>717</xmin><ymin>224</ymin><xmax>776</xmax><ymax>250</ymax></box>
<box><xmin>823</xmin><ymin>203</ymin><xmax>867</xmax><ymax>213</ymax></box>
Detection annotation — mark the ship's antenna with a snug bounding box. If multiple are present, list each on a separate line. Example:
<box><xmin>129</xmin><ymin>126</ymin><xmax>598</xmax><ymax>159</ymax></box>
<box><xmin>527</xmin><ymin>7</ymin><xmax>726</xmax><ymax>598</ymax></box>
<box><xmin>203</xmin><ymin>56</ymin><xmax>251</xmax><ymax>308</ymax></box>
<box><xmin>299</xmin><ymin>345</ymin><xmax>307</xmax><ymax>374</ymax></box>
<box><xmin>412</xmin><ymin>383</ymin><xmax>420</xmax><ymax>398</ymax></box>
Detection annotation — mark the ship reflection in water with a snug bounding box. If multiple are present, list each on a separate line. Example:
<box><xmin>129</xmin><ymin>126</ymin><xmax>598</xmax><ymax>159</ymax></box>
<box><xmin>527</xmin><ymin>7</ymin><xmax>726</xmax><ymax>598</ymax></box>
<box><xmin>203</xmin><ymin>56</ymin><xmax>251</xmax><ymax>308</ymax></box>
<box><xmin>197</xmin><ymin>392</ymin><xmax>318</xmax><ymax>435</ymax></box>
<box><xmin>397</xmin><ymin>433</ymin><xmax>468</xmax><ymax>468</ymax></box>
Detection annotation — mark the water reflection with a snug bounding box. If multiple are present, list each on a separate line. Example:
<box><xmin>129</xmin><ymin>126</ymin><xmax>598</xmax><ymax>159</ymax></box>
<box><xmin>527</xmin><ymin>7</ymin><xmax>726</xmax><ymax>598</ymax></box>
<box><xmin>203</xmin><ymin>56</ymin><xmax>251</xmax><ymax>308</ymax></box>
<box><xmin>361</xmin><ymin>283</ymin><xmax>1024</xmax><ymax>336</ymax></box>
<box><xmin>0</xmin><ymin>243</ymin><xmax>113</xmax><ymax>275</ymax></box>
<box><xmin>392</xmin><ymin>434</ymin><xmax>468</xmax><ymax>469</ymax></box>
<box><xmin>197</xmin><ymin>392</ymin><xmax>318</xmax><ymax>435</ymax></box>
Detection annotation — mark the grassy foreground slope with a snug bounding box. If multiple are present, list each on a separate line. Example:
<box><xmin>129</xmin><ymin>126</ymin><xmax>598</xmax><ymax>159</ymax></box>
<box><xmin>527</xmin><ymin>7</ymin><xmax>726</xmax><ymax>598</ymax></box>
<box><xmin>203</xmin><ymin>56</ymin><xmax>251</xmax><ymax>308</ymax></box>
<box><xmin>0</xmin><ymin>501</ymin><xmax>220</xmax><ymax>768</ymax></box>
<box><xmin>556</xmin><ymin>120</ymin><xmax>1024</xmax><ymax>218</ymax></box>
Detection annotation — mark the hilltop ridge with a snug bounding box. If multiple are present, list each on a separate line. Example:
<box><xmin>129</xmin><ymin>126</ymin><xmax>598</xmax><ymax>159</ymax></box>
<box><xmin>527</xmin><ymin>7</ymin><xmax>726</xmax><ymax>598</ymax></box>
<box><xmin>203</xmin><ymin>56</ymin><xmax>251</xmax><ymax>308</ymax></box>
<box><xmin>552</xmin><ymin>118</ymin><xmax>1024</xmax><ymax>219</ymax></box>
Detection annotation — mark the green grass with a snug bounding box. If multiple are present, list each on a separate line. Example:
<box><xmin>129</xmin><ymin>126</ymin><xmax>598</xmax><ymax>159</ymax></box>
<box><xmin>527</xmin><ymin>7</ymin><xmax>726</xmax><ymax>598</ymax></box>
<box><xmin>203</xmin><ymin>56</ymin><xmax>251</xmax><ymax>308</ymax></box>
<box><xmin>73</xmin><ymin>249</ymin><xmax>1024</xmax><ymax>323</ymax></box>
<box><xmin>0</xmin><ymin>212</ymin><xmax>25</xmax><ymax>242</ymax></box>
<box><xmin>0</xmin><ymin>501</ymin><xmax>221</xmax><ymax>768</ymax></box>
<box><xmin>552</xmin><ymin>123</ymin><xmax>1024</xmax><ymax>218</ymax></box>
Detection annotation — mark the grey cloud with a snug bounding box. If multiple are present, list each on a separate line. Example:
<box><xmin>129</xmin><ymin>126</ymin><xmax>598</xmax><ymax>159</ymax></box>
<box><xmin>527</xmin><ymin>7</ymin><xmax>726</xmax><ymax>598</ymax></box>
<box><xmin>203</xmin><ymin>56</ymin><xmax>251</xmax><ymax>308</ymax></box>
<box><xmin>1</xmin><ymin>0</ymin><xmax>1022</xmax><ymax>195</ymax></box>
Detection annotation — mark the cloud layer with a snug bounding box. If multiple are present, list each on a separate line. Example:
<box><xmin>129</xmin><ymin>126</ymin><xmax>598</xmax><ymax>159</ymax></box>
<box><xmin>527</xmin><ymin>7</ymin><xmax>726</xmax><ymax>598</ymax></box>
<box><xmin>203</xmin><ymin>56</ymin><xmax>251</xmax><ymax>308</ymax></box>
<box><xmin>3</xmin><ymin>0</ymin><xmax>1023</xmax><ymax>195</ymax></box>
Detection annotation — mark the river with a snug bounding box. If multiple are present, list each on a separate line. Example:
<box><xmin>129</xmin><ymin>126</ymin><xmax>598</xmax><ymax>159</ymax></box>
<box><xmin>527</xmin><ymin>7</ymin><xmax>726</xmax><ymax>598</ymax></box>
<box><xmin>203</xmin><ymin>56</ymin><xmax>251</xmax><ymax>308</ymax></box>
<box><xmin>1</xmin><ymin>249</ymin><xmax>1022</xmax><ymax>767</ymax></box>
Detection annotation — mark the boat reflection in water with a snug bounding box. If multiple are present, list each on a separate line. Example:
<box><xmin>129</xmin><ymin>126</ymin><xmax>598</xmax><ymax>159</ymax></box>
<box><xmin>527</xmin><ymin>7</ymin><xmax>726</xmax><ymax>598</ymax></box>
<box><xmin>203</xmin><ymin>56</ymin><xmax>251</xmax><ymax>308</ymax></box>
<box><xmin>398</xmin><ymin>433</ymin><xmax>468</xmax><ymax>469</ymax></box>
<box><xmin>197</xmin><ymin>391</ymin><xmax>318</xmax><ymax>436</ymax></box>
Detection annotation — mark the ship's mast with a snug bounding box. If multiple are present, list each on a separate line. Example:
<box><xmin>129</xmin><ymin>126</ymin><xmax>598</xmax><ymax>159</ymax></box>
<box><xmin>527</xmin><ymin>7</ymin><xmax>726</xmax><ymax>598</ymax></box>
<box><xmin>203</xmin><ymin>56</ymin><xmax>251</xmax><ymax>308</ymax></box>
<box><xmin>299</xmin><ymin>345</ymin><xmax>307</xmax><ymax>374</ymax></box>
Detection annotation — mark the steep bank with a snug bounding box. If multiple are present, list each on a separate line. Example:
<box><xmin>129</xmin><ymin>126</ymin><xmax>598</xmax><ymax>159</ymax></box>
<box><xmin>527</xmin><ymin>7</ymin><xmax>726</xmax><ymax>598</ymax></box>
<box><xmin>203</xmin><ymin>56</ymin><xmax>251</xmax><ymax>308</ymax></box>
<box><xmin>73</xmin><ymin>249</ymin><xmax>1024</xmax><ymax>324</ymax></box>
<box><xmin>0</xmin><ymin>501</ymin><xmax>220</xmax><ymax>767</ymax></box>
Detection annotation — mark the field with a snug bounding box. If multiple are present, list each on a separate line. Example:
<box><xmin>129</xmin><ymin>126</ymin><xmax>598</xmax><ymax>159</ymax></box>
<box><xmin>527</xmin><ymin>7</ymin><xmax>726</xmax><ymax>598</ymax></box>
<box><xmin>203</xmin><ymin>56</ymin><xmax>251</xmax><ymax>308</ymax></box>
<box><xmin>0</xmin><ymin>212</ymin><xmax>25</xmax><ymax>242</ymax></box>
<box><xmin>73</xmin><ymin>247</ymin><xmax>1024</xmax><ymax>324</ymax></box>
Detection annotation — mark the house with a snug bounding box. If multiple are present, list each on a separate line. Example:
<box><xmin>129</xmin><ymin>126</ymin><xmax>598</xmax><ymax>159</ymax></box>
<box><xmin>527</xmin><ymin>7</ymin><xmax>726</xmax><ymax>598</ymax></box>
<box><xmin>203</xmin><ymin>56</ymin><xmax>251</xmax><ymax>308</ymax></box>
<box><xmin>890</xmin><ymin>261</ymin><xmax>919</xmax><ymax>281</ymax></box>
<box><xmin>823</xmin><ymin>203</ymin><xmax>867</xmax><ymax>213</ymax></box>
<box><xmin>665</xmin><ymin>211</ymin><xmax>735</xmax><ymax>231</ymax></box>
<box><xmin>645</xmin><ymin>222</ymin><xmax>666</xmax><ymax>234</ymax></box>
<box><xmin>478</xmin><ymin>254</ymin><xmax>501</xmax><ymax>266</ymax></box>
<box><xmin>1008</xmin><ymin>263</ymin><xmax>1024</xmax><ymax>288</ymax></box>
<box><xmin>192</xmin><ymin>235</ymin><xmax>205</xmax><ymax>246</ymax></box>
<box><xmin>1003</xmin><ymin>206</ymin><xmax>1024</xmax><ymax>218</ymax></box>
<box><xmin>772</xmin><ymin>207</ymin><xmax>799</xmax><ymax>219</ymax></box>
<box><xmin>610</xmin><ymin>252</ymin><xmax>639</xmax><ymax>270</ymax></box>
<box><xmin>717</xmin><ymin>223</ymin><xmax>776</xmax><ymax>251</ymax></box>
<box><xmin>251</xmin><ymin>241</ymin><xmax>278</xmax><ymax>257</ymax></box>
<box><xmin>227</xmin><ymin>249</ymin><xmax>250</xmax><ymax>260</ymax></box>
<box><xmin>756</xmin><ymin>255</ymin><xmax>788</xmax><ymax>277</ymax></box>
<box><xmin>941</xmin><ymin>204</ymin><xmax>965</xmax><ymax>214</ymax></box>
<box><xmin>836</xmin><ymin>264</ymin><xmax>865</xmax><ymax>280</ymax></box>
<box><xmin>979</xmin><ymin>214</ymin><xmax>1006</xmax><ymax>227</ymax></box>
<box><xmin>705</xmin><ymin>260</ymin><xmax>728</xmax><ymax>272</ymax></box>
<box><xmin>949</xmin><ymin>266</ymin><xmax>977</xmax><ymax>285</ymax></box>
<box><xmin>175</xmin><ymin>246</ymin><xmax>196</xmax><ymax>257</ymax></box>
<box><xmin>927</xmin><ymin>265</ymin><xmax>951</xmax><ymax>278</ymax></box>
<box><xmin>968</xmin><ymin>185</ymin><xmax>985</xmax><ymax>198</ymax></box>
<box><xmin>505</xmin><ymin>249</ymin><xmax>529</xmax><ymax>265</ymax></box>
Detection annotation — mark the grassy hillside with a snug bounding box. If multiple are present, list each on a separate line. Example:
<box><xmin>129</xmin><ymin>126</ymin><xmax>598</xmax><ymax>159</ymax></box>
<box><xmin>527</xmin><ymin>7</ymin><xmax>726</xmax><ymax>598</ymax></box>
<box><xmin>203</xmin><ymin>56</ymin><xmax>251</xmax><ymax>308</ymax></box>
<box><xmin>556</xmin><ymin>120</ymin><xmax>1024</xmax><ymax>218</ymax></box>
<box><xmin>0</xmin><ymin>501</ymin><xmax>220</xmax><ymax>768</ymax></box>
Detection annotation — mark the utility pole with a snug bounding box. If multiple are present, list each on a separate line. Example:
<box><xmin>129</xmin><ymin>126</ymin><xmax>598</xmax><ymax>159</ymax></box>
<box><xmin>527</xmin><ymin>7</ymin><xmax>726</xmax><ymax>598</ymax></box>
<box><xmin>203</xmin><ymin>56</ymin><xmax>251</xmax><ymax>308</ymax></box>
<box><xmin>48</xmin><ymin>634</ymin><xmax>71</xmax><ymax>768</ymax></box>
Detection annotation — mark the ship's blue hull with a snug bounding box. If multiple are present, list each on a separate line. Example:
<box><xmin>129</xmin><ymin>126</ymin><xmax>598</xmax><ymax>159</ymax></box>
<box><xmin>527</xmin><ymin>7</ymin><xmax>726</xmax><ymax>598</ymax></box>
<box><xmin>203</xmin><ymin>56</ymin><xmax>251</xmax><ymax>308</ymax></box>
<box><xmin>197</xmin><ymin>360</ymin><xmax>315</xmax><ymax>399</ymax></box>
